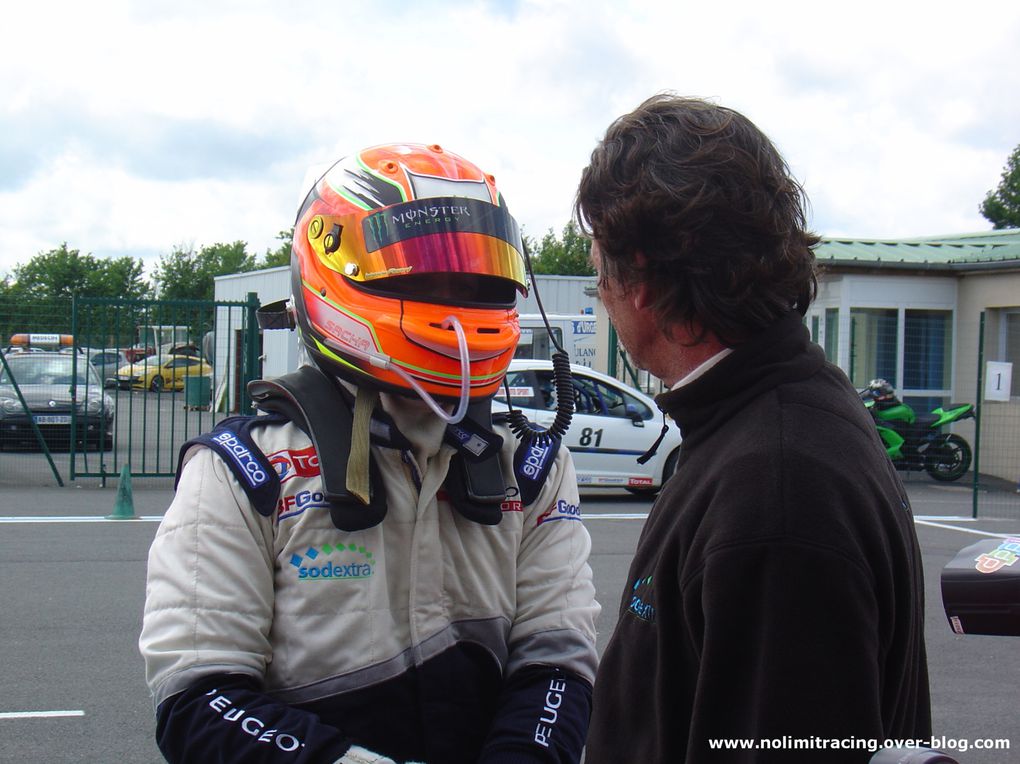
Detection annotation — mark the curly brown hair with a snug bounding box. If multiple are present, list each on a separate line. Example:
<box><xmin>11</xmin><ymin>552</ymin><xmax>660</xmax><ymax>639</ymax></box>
<box><xmin>574</xmin><ymin>94</ymin><xmax>819</xmax><ymax>346</ymax></box>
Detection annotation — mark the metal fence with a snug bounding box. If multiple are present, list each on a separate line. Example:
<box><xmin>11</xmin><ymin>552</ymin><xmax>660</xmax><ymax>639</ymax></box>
<box><xmin>608</xmin><ymin>311</ymin><xmax>1020</xmax><ymax>519</ymax></box>
<box><xmin>5</xmin><ymin>291</ymin><xmax>1017</xmax><ymax>520</ymax></box>
<box><xmin>0</xmin><ymin>294</ymin><xmax>260</xmax><ymax>487</ymax></box>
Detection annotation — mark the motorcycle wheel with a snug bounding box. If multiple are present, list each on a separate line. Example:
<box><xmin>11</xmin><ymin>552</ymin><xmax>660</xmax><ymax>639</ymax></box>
<box><xmin>925</xmin><ymin>434</ymin><xmax>972</xmax><ymax>482</ymax></box>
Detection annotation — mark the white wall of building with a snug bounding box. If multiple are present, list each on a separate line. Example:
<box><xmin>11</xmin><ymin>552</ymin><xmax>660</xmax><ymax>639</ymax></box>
<box><xmin>215</xmin><ymin>268</ymin><xmax>596</xmax><ymax>380</ymax></box>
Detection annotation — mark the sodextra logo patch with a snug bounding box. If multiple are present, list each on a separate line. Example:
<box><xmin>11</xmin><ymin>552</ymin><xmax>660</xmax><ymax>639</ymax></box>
<box><xmin>211</xmin><ymin>432</ymin><xmax>267</xmax><ymax>487</ymax></box>
<box><xmin>290</xmin><ymin>543</ymin><xmax>375</xmax><ymax>582</ymax></box>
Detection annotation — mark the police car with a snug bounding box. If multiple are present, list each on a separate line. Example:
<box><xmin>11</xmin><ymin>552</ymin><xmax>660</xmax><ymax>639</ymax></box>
<box><xmin>495</xmin><ymin>360</ymin><xmax>682</xmax><ymax>495</ymax></box>
<box><xmin>0</xmin><ymin>349</ymin><xmax>115</xmax><ymax>450</ymax></box>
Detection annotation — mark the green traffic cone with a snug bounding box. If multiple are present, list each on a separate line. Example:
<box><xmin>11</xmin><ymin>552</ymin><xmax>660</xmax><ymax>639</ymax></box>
<box><xmin>107</xmin><ymin>465</ymin><xmax>137</xmax><ymax>520</ymax></box>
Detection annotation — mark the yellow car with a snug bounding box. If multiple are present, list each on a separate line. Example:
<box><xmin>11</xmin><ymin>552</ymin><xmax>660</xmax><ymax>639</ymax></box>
<box><xmin>114</xmin><ymin>354</ymin><xmax>212</xmax><ymax>392</ymax></box>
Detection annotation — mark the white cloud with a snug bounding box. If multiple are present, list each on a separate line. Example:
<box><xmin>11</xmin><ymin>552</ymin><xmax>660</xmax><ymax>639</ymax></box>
<box><xmin>1</xmin><ymin>0</ymin><xmax>1019</xmax><ymax>276</ymax></box>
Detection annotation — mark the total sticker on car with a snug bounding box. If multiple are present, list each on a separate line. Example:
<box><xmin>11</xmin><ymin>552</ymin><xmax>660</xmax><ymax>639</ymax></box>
<box><xmin>627</xmin><ymin>476</ymin><xmax>654</xmax><ymax>488</ymax></box>
<box><xmin>268</xmin><ymin>446</ymin><xmax>321</xmax><ymax>484</ymax></box>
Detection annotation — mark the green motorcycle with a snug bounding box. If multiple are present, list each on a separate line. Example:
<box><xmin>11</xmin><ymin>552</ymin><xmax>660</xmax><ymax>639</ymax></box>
<box><xmin>859</xmin><ymin>379</ymin><xmax>975</xmax><ymax>482</ymax></box>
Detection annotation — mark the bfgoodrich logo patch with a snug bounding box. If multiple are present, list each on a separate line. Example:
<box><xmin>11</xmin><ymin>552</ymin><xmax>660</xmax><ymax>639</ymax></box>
<box><xmin>289</xmin><ymin>543</ymin><xmax>375</xmax><ymax>581</ymax></box>
<box><xmin>536</xmin><ymin>498</ymin><xmax>582</xmax><ymax>526</ymax></box>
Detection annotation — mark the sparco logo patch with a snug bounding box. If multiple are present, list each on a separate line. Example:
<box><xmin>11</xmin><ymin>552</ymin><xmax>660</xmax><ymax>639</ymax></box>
<box><xmin>521</xmin><ymin>442</ymin><xmax>553</xmax><ymax>479</ymax></box>
<box><xmin>212</xmin><ymin>432</ymin><xmax>267</xmax><ymax>487</ymax></box>
<box><xmin>269</xmin><ymin>446</ymin><xmax>321</xmax><ymax>484</ymax></box>
<box><xmin>290</xmin><ymin>543</ymin><xmax>375</xmax><ymax>581</ymax></box>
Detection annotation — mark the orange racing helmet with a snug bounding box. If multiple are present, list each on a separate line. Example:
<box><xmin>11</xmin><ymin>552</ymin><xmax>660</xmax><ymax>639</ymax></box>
<box><xmin>290</xmin><ymin>143</ymin><xmax>528</xmax><ymax>407</ymax></box>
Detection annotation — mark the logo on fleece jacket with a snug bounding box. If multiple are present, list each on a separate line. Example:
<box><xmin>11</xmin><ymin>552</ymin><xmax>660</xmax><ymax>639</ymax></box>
<box><xmin>289</xmin><ymin>543</ymin><xmax>375</xmax><ymax>581</ymax></box>
<box><xmin>628</xmin><ymin>574</ymin><xmax>656</xmax><ymax>623</ymax></box>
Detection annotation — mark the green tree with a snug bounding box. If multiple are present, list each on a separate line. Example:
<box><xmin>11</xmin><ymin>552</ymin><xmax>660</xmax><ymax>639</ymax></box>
<box><xmin>258</xmin><ymin>228</ymin><xmax>294</xmax><ymax>269</ymax></box>
<box><xmin>980</xmin><ymin>144</ymin><xmax>1020</xmax><ymax>229</ymax></box>
<box><xmin>527</xmin><ymin>221</ymin><xmax>594</xmax><ymax>276</ymax></box>
<box><xmin>7</xmin><ymin>243</ymin><xmax>148</xmax><ymax>299</ymax></box>
<box><xmin>0</xmin><ymin>274</ymin><xmax>16</xmax><ymax>300</ymax></box>
<box><xmin>153</xmin><ymin>241</ymin><xmax>256</xmax><ymax>300</ymax></box>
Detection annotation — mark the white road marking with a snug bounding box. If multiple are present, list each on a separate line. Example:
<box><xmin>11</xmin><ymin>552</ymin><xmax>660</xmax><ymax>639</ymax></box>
<box><xmin>581</xmin><ymin>513</ymin><xmax>1020</xmax><ymax>541</ymax></box>
<box><xmin>914</xmin><ymin>519</ymin><xmax>1016</xmax><ymax>539</ymax></box>
<box><xmin>2</xmin><ymin>514</ymin><xmax>1016</xmax><ymax>542</ymax></box>
<box><xmin>0</xmin><ymin>710</ymin><xmax>85</xmax><ymax>720</ymax></box>
<box><xmin>914</xmin><ymin>515</ymin><xmax>978</xmax><ymax>522</ymax></box>
<box><xmin>0</xmin><ymin>516</ymin><xmax>163</xmax><ymax>523</ymax></box>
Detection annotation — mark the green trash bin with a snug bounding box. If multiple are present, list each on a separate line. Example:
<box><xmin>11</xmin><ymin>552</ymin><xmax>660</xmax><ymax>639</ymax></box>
<box><xmin>184</xmin><ymin>375</ymin><xmax>212</xmax><ymax>408</ymax></box>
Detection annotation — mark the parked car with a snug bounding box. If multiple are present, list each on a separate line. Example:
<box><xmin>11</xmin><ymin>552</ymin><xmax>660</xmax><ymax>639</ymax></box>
<box><xmin>114</xmin><ymin>354</ymin><xmax>213</xmax><ymax>392</ymax></box>
<box><xmin>84</xmin><ymin>348</ymin><xmax>130</xmax><ymax>387</ymax></box>
<box><xmin>0</xmin><ymin>351</ymin><xmax>115</xmax><ymax>450</ymax></box>
<box><xmin>494</xmin><ymin>360</ymin><xmax>683</xmax><ymax>494</ymax></box>
<box><xmin>159</xmin><ymin>342</ymin><xmax>204</xmax><ymax>360</ymax></box>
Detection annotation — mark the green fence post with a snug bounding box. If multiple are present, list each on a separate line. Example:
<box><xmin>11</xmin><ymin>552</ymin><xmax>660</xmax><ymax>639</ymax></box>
<box><xmin>608</xmin><ymin>325</ymin><xmax>618</xmax><ymax>379</ymax></box>
<box><xmin>242</xmin><ymin>292</ymin><xmax>261</xmax><ymax>415</ymax></box>
<box><xmin>0</xmin><ymin>347</ymin><xmax>64</xmax><ymax>486</ymax></box>
<box><xmin>972</xmin><ymin>312</ymin><xmax>984</xmax><ymax>520</ymax></box>
<box><xmin>70</xmin><ymin>294</ymin><xmax>78</xmax><ymax>480</ymax></box>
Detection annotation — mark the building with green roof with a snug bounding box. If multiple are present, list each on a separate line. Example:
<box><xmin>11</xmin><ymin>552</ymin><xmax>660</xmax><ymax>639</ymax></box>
<box><xmin>816</xmin><ymin>229</ymin><xmax>1020</xmax><ymax>272</ymax></box>
<box><xmin>808</xmin><ymin>230</ymin><xmax>1020</xmax><ymax>485</ymax></box>
<box><xmin>588</xmin><ymin>229</ymin><xmax>1020</xmax><ymax>486</ymax></box>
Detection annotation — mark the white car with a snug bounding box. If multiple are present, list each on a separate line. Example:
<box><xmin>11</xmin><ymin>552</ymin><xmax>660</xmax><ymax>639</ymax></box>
<box><xmin>495</xmin><ymin>360</ymin><xmax>682</xmax><ymax>494</ymax></box>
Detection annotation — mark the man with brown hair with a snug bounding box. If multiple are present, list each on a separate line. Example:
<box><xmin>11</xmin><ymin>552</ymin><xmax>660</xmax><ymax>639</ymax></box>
<box><xmin>578</xmin><ymin>94</ymin><xmax>931</xmax><ymax>762</ymax></box>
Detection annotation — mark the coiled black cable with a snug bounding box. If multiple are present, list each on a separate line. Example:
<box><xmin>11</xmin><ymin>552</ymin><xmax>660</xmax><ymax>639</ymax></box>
<box><xmin>505</xmin><ymin>350</ymin><xmax>574</xmax><ymax>444</ymax></box>
<box><xmin>503</xmin><ymin>238</ymin><xmax>576</xmax><ymax>445</ymax></box>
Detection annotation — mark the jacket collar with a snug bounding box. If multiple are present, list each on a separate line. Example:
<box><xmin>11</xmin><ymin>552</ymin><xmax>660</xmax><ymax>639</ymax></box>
<box><xmin>654</xmin><ymin>312</ymin><xmax>823</xmax><ymax>448</ymax></box>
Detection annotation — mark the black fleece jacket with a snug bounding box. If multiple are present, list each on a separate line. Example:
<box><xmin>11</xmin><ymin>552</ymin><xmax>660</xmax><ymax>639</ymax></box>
<box><xmin>585</xmin><ymin>312</ymin><xmax>931</xmax><ymax>763</ymax></box>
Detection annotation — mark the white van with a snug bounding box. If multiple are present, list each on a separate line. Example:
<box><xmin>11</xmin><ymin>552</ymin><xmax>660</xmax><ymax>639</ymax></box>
<box><xmin>515</xmin><ymin>314</ymin><xmax>597</xmax><ymax>368</ymax></box>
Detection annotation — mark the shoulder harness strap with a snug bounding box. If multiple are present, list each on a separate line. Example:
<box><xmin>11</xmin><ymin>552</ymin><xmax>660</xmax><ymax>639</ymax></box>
<box><xmin>443</xmin><ymin>402</ymin><xmax>508</xmax><ymax>526</ymax></box>
<box><xmin>443</xmin><ymin>409</ymin><xmax>563</xmax><ymax>517</ymax></box>
<box><xmin>512</xmin><ymin>433</ymin><xmax>563</xmax><ymax>507</ymax></box>
<box><xmin>175</xmin><ymin>413</ymin><xmax>288</xmax><ymax>518</ymax></box>
<box><xmin>180</xmin><ymin>366</ymin><xmax>557</xmax><ymax>528</ymax></box>
<box><xmin>247</xmin><ymin>366</ymin><xmax>387</xmax><ymax>532</ymax></box>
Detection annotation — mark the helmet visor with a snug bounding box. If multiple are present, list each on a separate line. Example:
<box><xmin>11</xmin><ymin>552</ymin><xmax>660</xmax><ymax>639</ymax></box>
<box><xmin>312</xmin><ymin>197</ymin><xmax>527</xmax><ymax>294</ymax></box>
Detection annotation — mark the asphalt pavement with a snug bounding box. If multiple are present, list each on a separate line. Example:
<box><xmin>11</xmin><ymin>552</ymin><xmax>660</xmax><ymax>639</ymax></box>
<box><xmin>1</xmin><ymin>479</ymin><xmax>1019</xmax><ymax>763</ymax></box>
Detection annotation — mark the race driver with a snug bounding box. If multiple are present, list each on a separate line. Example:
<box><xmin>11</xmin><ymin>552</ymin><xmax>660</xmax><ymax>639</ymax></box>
<box><xmin>138</xmin><ymin>143</ymin><xmax>600</xmax><ymax>764</ymax></box>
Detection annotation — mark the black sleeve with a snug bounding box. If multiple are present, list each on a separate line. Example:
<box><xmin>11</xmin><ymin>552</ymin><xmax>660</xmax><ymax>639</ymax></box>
<box><xmin>685</xmin><ymin>541</ymin><xmax>883</xmax><ymax>763</ymax></box>
<box><xmin>479</xmin><ymin>665</ymin><xmax>593</xmax><ymax>764</ymax></box>
<box><xmin>155</xmin><ymin>673</ymin><xmax>353</xmax><ymax>764</ymax></box>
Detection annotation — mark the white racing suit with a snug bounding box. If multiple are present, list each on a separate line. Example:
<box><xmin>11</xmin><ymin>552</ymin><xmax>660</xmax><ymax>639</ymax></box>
<box><xmin>139</xmin><ymin>387</ymin><xmax>600</xmax><ymax>763</ymax></box>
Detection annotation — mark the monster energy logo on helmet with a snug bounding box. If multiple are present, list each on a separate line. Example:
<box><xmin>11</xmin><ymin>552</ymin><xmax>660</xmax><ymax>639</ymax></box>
<box><xmin>363</xmin><ymin>197</ymin><xmax>522</xmax><ymax>253</ymax></box>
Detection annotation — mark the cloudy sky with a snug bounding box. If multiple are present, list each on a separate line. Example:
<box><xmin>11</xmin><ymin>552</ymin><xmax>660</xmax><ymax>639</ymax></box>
<box><xmin>2</xmin><ymin>0</ymin><xmax>1018</xmax><ymax>279</ymax></box>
